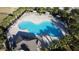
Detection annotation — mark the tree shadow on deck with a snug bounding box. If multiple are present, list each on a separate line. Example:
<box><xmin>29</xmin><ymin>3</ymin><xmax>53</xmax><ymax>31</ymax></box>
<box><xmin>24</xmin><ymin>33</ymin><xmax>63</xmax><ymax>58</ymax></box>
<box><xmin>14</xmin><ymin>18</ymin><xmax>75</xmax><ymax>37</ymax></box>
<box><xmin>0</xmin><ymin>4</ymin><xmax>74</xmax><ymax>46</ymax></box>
<box><xmin>51</xmin><ymin>18</ymin><xmax>68</xmax><ymax>34</ymax></box>
<box><xmin>12</xmin><ymin>31</ymin><xmax>37</xmax><ymax>43</ymax></box>
<box><xmin>20</xmin><ymin>43</ymin><xmax>30</xmax><ymax>51</ymax></box>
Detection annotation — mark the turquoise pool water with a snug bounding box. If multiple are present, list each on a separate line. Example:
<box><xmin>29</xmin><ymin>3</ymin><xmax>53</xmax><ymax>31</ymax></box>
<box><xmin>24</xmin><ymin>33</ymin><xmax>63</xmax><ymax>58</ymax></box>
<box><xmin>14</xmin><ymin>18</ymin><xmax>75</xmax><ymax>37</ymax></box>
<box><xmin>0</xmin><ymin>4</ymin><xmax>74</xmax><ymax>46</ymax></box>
<box><xmin>18</xmin><ymin>21</ymin><xmax>63</xmax><ymax>38</ymax></box>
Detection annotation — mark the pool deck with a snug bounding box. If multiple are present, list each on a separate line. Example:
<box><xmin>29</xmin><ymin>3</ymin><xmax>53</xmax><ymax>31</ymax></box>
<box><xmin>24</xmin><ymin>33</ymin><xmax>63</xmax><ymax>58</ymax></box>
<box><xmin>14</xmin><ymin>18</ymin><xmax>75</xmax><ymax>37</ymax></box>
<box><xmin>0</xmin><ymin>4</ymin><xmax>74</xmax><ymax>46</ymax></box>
<box><xmin>7</xmin><ymin>12</ymin><xmax>66</xmax><ymax>51</ymax></box>
<box><xmin>8</xmin><ymin>12</ymin><xmax>52</xmax><ymax>35</ymax></box>
<box><xmin>14</xmin><ymin>40</ymin><xmax>38</xmax><ymax>51</ymax></box>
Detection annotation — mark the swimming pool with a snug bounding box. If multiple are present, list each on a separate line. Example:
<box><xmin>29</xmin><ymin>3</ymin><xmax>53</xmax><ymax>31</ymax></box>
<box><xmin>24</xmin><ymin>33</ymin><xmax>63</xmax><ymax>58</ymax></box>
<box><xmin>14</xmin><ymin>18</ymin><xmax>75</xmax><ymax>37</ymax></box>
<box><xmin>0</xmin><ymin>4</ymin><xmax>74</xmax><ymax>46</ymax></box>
<box><xmin>18</xmin><ymin>21</ymin><xmax>63</xmax><ymax>38</ymax></box>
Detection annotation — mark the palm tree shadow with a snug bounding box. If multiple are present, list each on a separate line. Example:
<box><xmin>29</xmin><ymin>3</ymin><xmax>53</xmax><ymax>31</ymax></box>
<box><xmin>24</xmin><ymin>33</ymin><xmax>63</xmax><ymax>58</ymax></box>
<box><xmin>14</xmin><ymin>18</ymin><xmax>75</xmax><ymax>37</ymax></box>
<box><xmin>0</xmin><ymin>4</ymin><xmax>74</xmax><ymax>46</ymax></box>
<box><xmin>50</xmin><ymin>17</ymin><xmax>68</xmax><ymax>33</ymax></box>
<box><xmin>20</xmin><ymin>43</ymin><xmax>30</xmax><ymax>51</ymax></box>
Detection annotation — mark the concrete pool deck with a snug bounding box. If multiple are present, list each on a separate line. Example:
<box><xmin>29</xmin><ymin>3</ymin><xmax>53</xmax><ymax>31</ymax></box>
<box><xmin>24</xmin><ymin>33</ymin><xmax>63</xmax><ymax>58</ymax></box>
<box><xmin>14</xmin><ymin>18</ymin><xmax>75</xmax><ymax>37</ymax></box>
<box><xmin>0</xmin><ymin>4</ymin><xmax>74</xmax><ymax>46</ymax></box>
<box><xmin>7</xmin><ymin>12</ymin><xmax>66</xmax><ymax>51</ymax></box>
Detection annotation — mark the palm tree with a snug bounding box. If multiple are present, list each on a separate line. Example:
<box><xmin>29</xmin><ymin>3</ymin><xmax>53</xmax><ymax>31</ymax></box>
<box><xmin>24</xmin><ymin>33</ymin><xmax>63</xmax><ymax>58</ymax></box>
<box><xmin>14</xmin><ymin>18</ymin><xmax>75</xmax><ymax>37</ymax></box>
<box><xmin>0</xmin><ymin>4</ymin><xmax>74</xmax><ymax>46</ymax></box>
<box><xmin>64</xmin><ymin>7</ymin><xmax>70</xmax><ymax>11</ymax></box>
<box><xmin>71</xmin><ymin>8</ymin><xmax>79</xmax><ymax>16</ymax></box>
<box><xmin>58</xmin><ymin>8</ymin><xmax>77</xmax><ymax>35</ymax></box>
<box><xmin>46</xmin><ymin>7</ymin><xmax>52</xmax><ymax>12</ymax></box>
<box><xmin>25</xmin><ymin>7</ymin><xmax>34</xmax><ymax>12</ymax></box>
<box><xmin>34</xmin><ymin>7</ymin><xmax>46</xmax><ymax>14</ymax></box>
<box><xmin>48</xmin><ymin>35</ymin><xmax>73</xmax><ymax>51</ymax></box>
<box><xmin>51</xmin><ymin>7</ymin><xmax>60</xmax><ymax>16</ymax></box>
<box><xmin>60</xmin><ymin>35</ymin><xmax>73</xmax><ymax>51</ymax></box>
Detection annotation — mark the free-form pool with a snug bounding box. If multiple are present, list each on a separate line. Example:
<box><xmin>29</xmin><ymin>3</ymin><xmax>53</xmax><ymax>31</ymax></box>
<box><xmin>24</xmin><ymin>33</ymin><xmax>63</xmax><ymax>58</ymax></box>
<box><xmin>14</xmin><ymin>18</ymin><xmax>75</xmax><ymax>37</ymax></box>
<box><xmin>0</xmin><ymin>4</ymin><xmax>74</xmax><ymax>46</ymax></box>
<box><xmin>18</xmin><ymin>21</ymin><xmax>63</xmax><ymax>38</ymax></box>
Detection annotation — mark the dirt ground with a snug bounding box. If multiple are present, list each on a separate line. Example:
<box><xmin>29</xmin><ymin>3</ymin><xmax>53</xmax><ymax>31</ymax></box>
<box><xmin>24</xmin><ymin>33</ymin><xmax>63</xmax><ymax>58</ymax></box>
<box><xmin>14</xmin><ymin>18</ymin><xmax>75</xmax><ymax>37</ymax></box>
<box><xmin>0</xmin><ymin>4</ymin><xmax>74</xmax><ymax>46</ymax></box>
<box><xmin>0</xmin><ymin>7</ymin><xmax>18</xmax><ymax>23</ymax></box>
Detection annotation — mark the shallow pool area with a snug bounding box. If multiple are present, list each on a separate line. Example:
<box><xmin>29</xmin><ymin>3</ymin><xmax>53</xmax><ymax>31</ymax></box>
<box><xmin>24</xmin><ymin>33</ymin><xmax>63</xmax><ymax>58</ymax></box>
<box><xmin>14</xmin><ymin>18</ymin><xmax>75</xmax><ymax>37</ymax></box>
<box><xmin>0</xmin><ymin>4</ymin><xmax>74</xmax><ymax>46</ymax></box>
<box><xmin>18</xmin><ymin>21</ymin><xmax>63</xmax><ymax>38</ymax></box>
